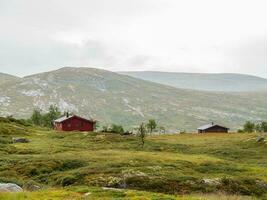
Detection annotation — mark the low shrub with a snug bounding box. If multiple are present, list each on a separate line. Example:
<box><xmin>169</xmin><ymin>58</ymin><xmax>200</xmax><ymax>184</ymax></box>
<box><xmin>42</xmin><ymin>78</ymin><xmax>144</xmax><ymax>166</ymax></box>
<box><xmin>0</xmin><ymin>136</ymin><xmax>11</xmax><ymax>144</ymax></box>
<box><xmin>58</xmin><ymin>175</ymin><xmax>78</xmax><ymax>186</ymax></box>
<box><xmin>60</xmin><ymin>160</ymin><xmax>87</xmax><ymax>171</ymax></box>
<box><xmin>195</xmin><ymin>162</ymin><xmax>245</xmax><ymax>174</ymax></box>
<box><xmin>220</xmin><ymin>177</ymin><xmax>265</xmax><ymax>196</ymax></box>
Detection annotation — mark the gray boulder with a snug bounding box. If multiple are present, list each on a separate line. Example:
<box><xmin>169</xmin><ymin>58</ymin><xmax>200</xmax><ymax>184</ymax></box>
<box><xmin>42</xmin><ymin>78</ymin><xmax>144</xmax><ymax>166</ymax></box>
<box><xmin>256</xmin><ymin>136</ymin><xmax>265</xmax><ymax>143</ymax></box>
<box><xmin>0</xmin><ymin>183</ymin><xmax>23</xmax><ymax>192</ymax></box>
<box><xmin>12</xmin><ymin>137</ymin><xmax>29</xmax><ymax>143</ymax></box>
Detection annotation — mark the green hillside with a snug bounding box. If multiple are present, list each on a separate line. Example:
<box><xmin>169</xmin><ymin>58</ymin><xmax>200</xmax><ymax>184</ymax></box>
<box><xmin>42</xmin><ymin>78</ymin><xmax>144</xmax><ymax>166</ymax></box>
<box><xmin>0</xmin><ymin>119</ymin><xmax>266</xmax><ymax>199</ymax></box>
<box><xmin>0</xmin><ymin>67</ymin><xmax>267</xmax><ymax>131</ymax></box>
<box><xmin>119</xmin><ymin>71</ymin><xmax>267</xmax><ymax>92</ymax></box>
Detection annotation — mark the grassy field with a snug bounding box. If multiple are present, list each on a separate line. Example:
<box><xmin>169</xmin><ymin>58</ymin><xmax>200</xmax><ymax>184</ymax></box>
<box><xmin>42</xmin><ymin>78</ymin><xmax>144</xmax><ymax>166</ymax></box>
<box><xmin>0</xmin><ymin>119</ymin><xmax>266</xmax><ymax>199</ymax></box>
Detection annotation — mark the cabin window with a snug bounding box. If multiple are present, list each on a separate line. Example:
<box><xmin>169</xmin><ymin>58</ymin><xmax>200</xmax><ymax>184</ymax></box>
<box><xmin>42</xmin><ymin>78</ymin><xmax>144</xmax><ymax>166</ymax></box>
<box><xmin>67</xmin><ymin>123</ymin><xmax>71</xmax><ymax>127</ymax></box>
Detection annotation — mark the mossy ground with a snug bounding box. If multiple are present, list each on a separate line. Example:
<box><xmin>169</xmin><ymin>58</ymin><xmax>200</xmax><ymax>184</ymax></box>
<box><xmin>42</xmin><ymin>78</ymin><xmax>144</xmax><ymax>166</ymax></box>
<box><xmin>0</xmin><ymin>120</ymin><xmax>266</xmax><ymax>199</ymax></box>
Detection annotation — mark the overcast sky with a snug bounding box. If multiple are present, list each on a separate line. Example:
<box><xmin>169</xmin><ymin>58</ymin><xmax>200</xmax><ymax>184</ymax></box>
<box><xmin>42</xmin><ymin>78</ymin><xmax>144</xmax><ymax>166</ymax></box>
<box><xmin>0</xmin><ymin>0</ymin><xmax>267</xmax><ymax>78</ymax></box>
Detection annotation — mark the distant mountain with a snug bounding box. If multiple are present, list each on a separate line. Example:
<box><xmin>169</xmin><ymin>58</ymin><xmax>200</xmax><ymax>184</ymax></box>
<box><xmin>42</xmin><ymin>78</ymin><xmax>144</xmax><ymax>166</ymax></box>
<box><xmin>0</xmin><ymin>67</ymin><xmax>267</xmax><ymax>131</ymax></box>
<box><xmin>119</xmin><ymin>71</ymin><xmax>267</xmax><ymax>92</ymax></box>
<box><xmin>0</xmin><ymin>73</ymin><xmax>20</xmax><ymax>85</ymax></box>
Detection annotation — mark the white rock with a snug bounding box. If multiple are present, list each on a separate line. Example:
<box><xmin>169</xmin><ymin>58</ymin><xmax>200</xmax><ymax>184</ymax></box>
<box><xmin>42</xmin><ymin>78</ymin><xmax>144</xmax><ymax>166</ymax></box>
<box><xmin>84</xmin><ymin>192</ymin><xmax>91</xmax><ymax>196</ymax></box>
<box><xmin>0</xmin><ymin>183</ymin><xmax>23</xmax><ymax>192</ymax></box>
<box><xmin>201</xmin><ymin>178</ymin><xmax>221</xmax><ymax>186</ymax></box>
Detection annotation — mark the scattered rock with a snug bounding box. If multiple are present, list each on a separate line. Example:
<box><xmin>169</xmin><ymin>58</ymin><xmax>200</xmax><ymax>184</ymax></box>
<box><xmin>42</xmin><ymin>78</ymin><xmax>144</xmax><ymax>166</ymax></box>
<box><xmin>146</xmin><ymin>166</ymin><xmax>162</xmax><ymax>171</ymax></box>
<box><xmin>256</xmin><ymin>180</ymin><xmax>267</xmax><ymax>190</ymax></box>
<box><xmin>84</xmin><ymin>192</ymin><xmax>91</xmax><ymax>196</ymax></box>
<box><xmin>256</xmin><ymin>136</ymin><xmax>265</xmax><ymax>143</ymax></box>
<box><xmin>12</xmin><ymin>137</ymin><xmax>29</xmax><ymax>143</ymax></box>
<box><xmin>0</xmin><ymin>183</ymin><xmax>23</xmax><ymax>192</ymax></box>
<box><xmin>102</xmin><ymin>187</ymin><xmax>124</xmax><ymax>191</ymax></box>
<box><xmin>201</xmin><ymin>178</ymin><xmax>221</xmax><ymax>186</ymax></box>
<box><xmin>106</xmin><ymin>176</ymin><xmax>123</xmax><ymax>187</ymax></box>
<box><xmin>23</xmin><ymin>181</ymin><xmax>41</xmax><ymax>191</ymax></box>
<box><xmin>121</xmin><ymin>131</ymin><xmax>132</xmax><ymax>136</ymax></box>
<box><xmin>122</xmin><ymin>169</ymin><xmax>147</xmax><ymax>179</ymax></box>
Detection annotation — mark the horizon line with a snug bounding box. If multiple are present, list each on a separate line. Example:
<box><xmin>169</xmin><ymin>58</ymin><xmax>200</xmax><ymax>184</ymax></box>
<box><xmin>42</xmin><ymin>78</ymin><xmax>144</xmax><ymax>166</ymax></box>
<box><xmin>1</xmin><ymin>66</ymin><xmax>267</xmax><ymax>79</ymax></box>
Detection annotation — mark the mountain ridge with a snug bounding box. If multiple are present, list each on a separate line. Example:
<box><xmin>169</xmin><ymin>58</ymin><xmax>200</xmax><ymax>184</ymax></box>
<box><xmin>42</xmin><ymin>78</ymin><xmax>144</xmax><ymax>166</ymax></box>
<box><xmin>1</xmin><ymin>67</ymin><xmax>267</xmax><ymax>131</ymax></box>
<box><xmin>0</xmin><ymin>72</ymin><xmax>20</xmax><ymax>85</ymax></box>
<box><xmin>118</xmin><ymin>71</ymin><xmax>267</xmax><ymax>92</ymax></box>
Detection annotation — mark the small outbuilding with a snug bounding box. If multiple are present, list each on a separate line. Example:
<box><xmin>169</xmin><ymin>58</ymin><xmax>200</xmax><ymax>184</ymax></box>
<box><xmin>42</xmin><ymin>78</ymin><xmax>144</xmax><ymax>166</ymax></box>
<box><xmin>54</xmin><ymin>114</ymin><xmax>96</xmax><ymax>132</ymax></box>
<box><xmin>197</xmin><ymin>122</ymin><xmax>229</xmax><ymax>133</ymax></box>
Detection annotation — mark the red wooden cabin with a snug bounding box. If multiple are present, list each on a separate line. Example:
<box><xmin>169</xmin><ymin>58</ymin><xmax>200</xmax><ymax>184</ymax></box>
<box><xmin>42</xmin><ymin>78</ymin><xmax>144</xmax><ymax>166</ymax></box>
<box><xmin>54</xmin><ymin>115</ymin><xmax>95</xmax><ymax>132</ymax></box>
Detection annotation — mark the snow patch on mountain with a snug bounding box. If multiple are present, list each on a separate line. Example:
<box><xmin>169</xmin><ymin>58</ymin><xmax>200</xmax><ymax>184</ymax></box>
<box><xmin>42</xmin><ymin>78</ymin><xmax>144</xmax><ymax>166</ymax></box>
<box><xmin>0</xmin><ymin>96</ymin><xmax>10</xmax><ymax>106</ymax></box>
<box><xmin>21</xmin><ymin>89</ymin><xmax>44</xmax><ymax>97</ymax></box>
<box><xmin>122</xmin><ymin>97</ymin><xmax>144</xmax><ymax>117</ymax></box>
<box><xmin>123</xmin><ymin>98</ymin><xmax>129</xmax><ymax>104</ymax></box>
<box><xmin>58</xmin><ymin>99</ymin><xmax>78</xmax><ymax>112</ymax></box>
<box><xmin>33</xmin><ymin>100</ymin><xmax>47</xmax><ymax>111</ymax></box>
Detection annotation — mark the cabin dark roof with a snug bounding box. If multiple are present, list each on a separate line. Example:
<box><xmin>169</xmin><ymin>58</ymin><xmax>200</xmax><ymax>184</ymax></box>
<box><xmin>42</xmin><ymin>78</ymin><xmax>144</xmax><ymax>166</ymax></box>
<box><xmin>198</xmin><ymin>123</ymin><xmax>229</xmax><ymax>130</ymax></box>
<box><xmin>54</xmin><ymin>115</ymin><xmax>95</xmax><ymax>123</ymax></box>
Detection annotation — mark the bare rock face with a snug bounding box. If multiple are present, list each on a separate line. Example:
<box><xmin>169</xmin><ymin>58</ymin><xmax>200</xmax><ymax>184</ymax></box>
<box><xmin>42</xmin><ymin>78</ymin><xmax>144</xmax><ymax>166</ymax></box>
<box><xmin>0</xmin><ymin>183</ymin><xmax>23</xmax><ymax>192</ymax></box>
<box><xmin>12</xmin><ymin>137</ymin><xmax>29</xmax><ymax>143</ymax></box>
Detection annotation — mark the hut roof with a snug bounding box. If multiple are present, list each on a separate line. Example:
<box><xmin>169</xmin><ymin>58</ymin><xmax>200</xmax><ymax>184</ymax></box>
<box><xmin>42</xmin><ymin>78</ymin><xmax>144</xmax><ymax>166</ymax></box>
<box><xmin>198</xmin><ymin>122</ymin><xmax>229</xmax><ymax>130</ymax></box>
<box><xmin>54</xmin><ymin>115</ymin><xmax>74</xmax><ymax>123</ymax></box>
<box><xmin>54</xmin><ymin>115</ymin><xmax>96</xmax><ymax>123</ymax></box>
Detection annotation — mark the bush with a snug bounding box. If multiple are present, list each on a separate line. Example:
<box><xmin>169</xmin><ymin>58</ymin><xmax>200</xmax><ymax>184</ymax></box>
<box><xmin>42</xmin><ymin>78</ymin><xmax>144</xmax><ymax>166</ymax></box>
<box><xmin>0</xmin><ymin>117</ymin><xmax>10</xmax><ymax>123</ymax></box>
<box><xmin>60</xmin><ymin>160</ymin><xmax>87</xmax><ymax>171</ymax></box>
<box><xmin>59</xmin><ymin>175</ymin><xmax>78</xmax><ymax>186</ymax></box>
<box><xmin>30</xmin><ymin>105</ymin><xmax>61</xmax><ymax>128</ymax></box>
<box><xmin>110</xmin><ymin>124</ymin><xmax>124</xmax><ymax>134</ymax></box>
<box><xmin>243</xmin><ymin>121</ymin><xmax>255</xmax><ymax>133</ymax></box>
<box><xmin>0</xmin><ymin>136</ymin><xmax>11</xmax><ymax>144</ymax></box>
<box><xmin>220</xmin><ymin>177</ymin><xmax>265</xmax><ymax>196</ymax></box>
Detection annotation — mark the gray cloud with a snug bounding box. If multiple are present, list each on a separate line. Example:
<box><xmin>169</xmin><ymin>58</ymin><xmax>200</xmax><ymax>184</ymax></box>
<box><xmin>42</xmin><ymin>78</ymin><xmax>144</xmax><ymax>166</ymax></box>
<box><xmin>0</xmin><ymin>0</ymin><xmax>267</xmax><ymax>78</ymax></box>
<box><xmin>224</xmin><ymin>37</ymin><xmax>267</xmax><ymax>77</ymax></box>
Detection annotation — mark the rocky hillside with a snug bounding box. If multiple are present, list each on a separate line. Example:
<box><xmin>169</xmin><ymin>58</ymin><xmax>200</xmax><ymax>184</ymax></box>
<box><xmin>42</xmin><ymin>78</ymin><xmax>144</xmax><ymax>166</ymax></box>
<box><xmin>119</xmin><ymin>71</ymin><xmax>267</xmax><ymax>92</ymax></box>
<box><xmin>0</xmin><ymin>67</ymin><xmax>267</xmax><ymax>131</ymax></box>
<box><xmin>0</xmin><ymin>73</ymin><xmax>20</xmax><ymax>85</ymax></box>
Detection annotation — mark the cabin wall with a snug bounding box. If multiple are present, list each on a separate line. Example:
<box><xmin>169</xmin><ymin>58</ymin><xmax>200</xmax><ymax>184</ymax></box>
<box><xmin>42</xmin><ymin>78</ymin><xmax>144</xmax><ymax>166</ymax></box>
<box><xmin>60</xmin><ymin>117</ymin><xmax>94</xmax><ymax>132</ymax></box>
<box><xmin>199</xmin><ymin>126</ymin><xmax>228</xmax><ymax>133</ymax></box>
<box><xmin>54</xmin><ymin>122</ymin><xmax>63</xmax><ymax>131</ymax></box>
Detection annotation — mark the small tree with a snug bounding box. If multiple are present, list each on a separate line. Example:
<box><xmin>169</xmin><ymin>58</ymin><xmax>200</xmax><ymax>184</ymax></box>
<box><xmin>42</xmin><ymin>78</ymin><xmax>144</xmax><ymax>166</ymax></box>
<box><xmin>158</xmin><ymin>126</ymin><xmax>166</xmax><ymax>135</ymax></box>
<box><xmin>138</xmin><ymin>122</ymin><xmax>147</xmax><ymax>148</ymax></box>
<box><xmin>31</xmin><ymin>108</ymin><xmax>43</xmax><ymax>126</ymax></box>
<box><xmin>44</xmin><ymin>105</ymin><xmax>61</xmax><ymax>128</ymax></box>
<box><xmin>255</xmin><ymin>121</ymin><xmax>267</xmax><ymax>133</ymax></box>
<box><xmin>261</xmin><ymin>122</ymin><xmax>267</xmax><ymax>132</ymax></box>
<box><xmin>146</xmin><ymin>119</ymin><xmax>157</xmax><ymax>134</ymax></box>
<box><xmin>255</xmin><ymin>123</ymin><xmax>262</xmax><ymax>133</ymax></box>
<box><xmin>110</xmin><ymin>124</ymin><xmax>124</xmax><ymax>134</ymax></box>
<box><xmin>32</xmin><ymin>105</ymin><xmax>61</xmax><ymax>128</ymax></box>
<box><xmin>102</xmin><ymin>125</ymin><xmax>109</xmax><ymax>132</ymax></box>
<box><xmin>243</xmin><ymin>121</ymin><xmax>255</xmax><ymax>133</ymax></box>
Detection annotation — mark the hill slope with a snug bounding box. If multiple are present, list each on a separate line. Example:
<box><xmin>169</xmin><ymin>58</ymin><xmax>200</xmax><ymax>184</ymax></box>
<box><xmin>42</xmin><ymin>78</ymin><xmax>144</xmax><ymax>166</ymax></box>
<box><xmin>119</xmin><ymin>71</ymin><xmax>267</xmax><ymax>92</ymax></box>
<box><xmin>0</xmin><ymin>73</ymin><xmax>20</xmax><ymax>85</ymax></box>
<box><xmin>0</xmin><ymin>119</ymin><xmax>266</xmax><ymax>199</ymax></box>
<box><xmin>0</xmin><ymin>67</ymin><xmax>267</xmax><ymax>131</ymax></box>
